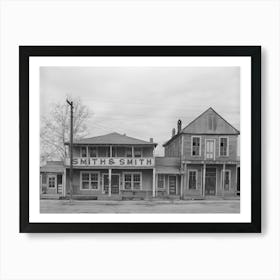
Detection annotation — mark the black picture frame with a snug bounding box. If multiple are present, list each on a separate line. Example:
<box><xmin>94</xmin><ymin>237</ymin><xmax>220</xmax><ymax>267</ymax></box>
<box><xmin>20</xmin><ymin>46</ymin><xmax>261</xmax><ymax>233</ymax></box>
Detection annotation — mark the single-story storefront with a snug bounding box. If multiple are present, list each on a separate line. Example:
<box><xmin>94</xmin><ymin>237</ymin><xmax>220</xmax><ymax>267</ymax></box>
<box><xmin>40</xmin><ymin>161</ymin><xmax>65</xmax><ymax>199</ymax></box>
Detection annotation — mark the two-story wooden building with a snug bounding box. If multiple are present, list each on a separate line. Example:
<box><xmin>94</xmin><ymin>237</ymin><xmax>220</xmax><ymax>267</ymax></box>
<box><xmin>63</xmin><ymin>132</ymin><xmax>157</xmax><ymax>199</ymax></box>
<box><xmin>40</xmin><ymin>108</ymin><xmax>240</xmax><ymax>200</ymax></box>
<box><xmin>163</xmin><ymin>107</ymin><xmax>240</xmax><ymax>198</ymax></box>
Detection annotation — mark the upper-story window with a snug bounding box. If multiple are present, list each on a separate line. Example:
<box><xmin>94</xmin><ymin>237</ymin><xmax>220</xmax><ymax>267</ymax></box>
<box><xmin>81</xmin><ymin>146</ymin><xmax>87</xmax><ymax>157</ymax></box>
<box><xmin>126</xmin><ymin>147</ymin><xmax>132</xmax><ymax>157</ymax></box>
<box><xmin>89</xmin><ymin>146</ymin><xmax>97</xmax><ymax>157</ymax></box>
<box><xmin>99</xmin><ymin>146</ymin><xmax>110</xmax><ymax>157</ymax></box>
<box><xmin>191</xmin><ymin>136</ymin><xmax>201</xmax><ymax>156</ymax></box>
<box><xmin>134</xmin><ymin>147</ymin><xmax>142</xmax><ymax>158</ymax></box>
<box><xmin>219</xmin><ymin>137</ymin><xmax>229</xmax><ymax>156</ymax></box>
<box><xmin>112</xmin><ymin>146</ymin><xmax>117</xmax><ymax>157</ymax></box>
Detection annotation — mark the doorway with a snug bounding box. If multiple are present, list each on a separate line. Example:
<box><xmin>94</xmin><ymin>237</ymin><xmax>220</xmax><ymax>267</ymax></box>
<box><xmin>103</xmin><ymin>174</ymin><xmax>120</xmax><ymax>195</ymax></box>
<box><xmin>205</xmin><ymin>139</ymin><xmax>215</xmax><ymax>160</ymax></box>
<box><xmin>168</xmin><ymin>175</ymin><xmax>177</xmax><ymax>195</ymax></box>
<box><xmin>205</xmin><ymin>167</ymin><xmax>216</xmax><ymax>195</ymax></box>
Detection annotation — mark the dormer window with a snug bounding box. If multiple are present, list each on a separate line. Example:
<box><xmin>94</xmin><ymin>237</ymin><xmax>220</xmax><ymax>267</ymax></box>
<box><xmin>191</xmin><ymin>136</ymin><xmax>201</xmax><ymax>156</ymax></box>
<box><xmin>219</xmin><ymin>137</ymin><xmax>229</xmax><ymax>156</ymax></box>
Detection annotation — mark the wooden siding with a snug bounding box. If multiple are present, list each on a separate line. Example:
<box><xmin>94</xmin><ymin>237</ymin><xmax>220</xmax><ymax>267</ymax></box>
<box><xmin>182</xmin><ymin>107</ymin><xmax>239</xmax><ymax>134</ymax></box>
<box><xmin>184</xmin><ymin>164</ymin><xmax>237</xmax><ymax>197</ymax></box>
<box><xmin>182</xmin><ymin>135</ymin><xmax>238</xmax><ymax>162</ymax></box>
<box><xmin>65</xmin><ymin>168</ymin><xmax>153</xmax><ymax>195</ymax></box>
<box><xmin>164</xmin><ymin>135</ymin><xmax>181</xmax><ymax>157</ymax></box>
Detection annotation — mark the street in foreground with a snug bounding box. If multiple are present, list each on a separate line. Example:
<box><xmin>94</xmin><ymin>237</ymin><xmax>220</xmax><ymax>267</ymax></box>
<box><xmin>40</xmin><ymin>199</ymin><xmax>240</xmax><ymax>214</ymax></box>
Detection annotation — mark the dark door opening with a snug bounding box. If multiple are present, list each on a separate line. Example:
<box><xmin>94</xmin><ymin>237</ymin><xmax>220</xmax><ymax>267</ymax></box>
<box><xmin>104</xmin><ymin>174</ymin><xmax>120</xmax><ymax>195</ymax></box>
<box><xmin>205</xmin><ymin>168</ymin><xmax>216</xmax><ymax>195</ymax></box>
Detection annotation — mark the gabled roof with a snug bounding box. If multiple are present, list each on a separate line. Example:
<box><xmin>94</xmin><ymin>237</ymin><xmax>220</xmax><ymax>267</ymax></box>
<box><xmin>66</xmin><ymin>132</ymin><xmax>157</xmax><ymax>146</ymax></box>
<box><xmin>163</xmin><ymin>107</ymin><xmax>239</xmax><ymax>147</ymax></box>
<box><xmin>182</xmin><ymin>107</ymin><xmax>239</xmax><ymax>134</ymax></box>
<box><xmin>40</xmin><ymin>161</ymin><xmax>64</xmax><ymax>173</ymax></box>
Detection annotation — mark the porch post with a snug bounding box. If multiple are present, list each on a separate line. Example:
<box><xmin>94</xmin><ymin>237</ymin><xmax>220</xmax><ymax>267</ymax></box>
<box><xmin>186</xmin><ymin>163</ymin><xmax>189</xmax><ymax>191</ymax></box>
<box><xmin>183</xmin><ymin>163</ymin><xmax>187</xmax><ymax>197</ymax></box>
<box><xmin>108</xmin><ymin>168</ymin><xmax>112</xmax><ymax>197</ymax></box>
<box><xmin>63</xmin><ymin>168</ymin><xmax>66</xmax><ymax>197</ymax></box>
<box><xmin>180</xmin><ymin>170</ymin><xmax>184</xmax><ymax>199</ymax></box>
<box><xmin>222</xmin><ymin>163</ymin><xmax>226</xmax><ymax>197</ymax></box>
<box><xmin>155</xmin><ymin>173</ymin><xmax>158</xmax><ymax>197</ymax></box>
<box><xmin>152</xmin><ymin>168</ymin><xmax>156</xmax><ymax>198</ymax></box>
<box><xmin>202</xmin><ymin>163</ymin><xmax>206</xmax><ymax>197</ymax></box>
<box><xmin>236</xmin><ymin>164</ymin><xmax>238</xmax><ymax>195</ymax></box>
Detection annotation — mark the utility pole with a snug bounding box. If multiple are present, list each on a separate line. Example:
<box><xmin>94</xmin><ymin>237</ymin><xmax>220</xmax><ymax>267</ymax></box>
<box><xmin>67</xmin><ymin>99</ymin><xmax>73</xmax><ymax>202</ymax></box>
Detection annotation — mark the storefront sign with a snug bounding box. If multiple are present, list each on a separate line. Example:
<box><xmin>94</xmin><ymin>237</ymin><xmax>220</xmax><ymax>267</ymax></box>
<box><xmin>65</xmin><ymin>157</ymin><xmax>155</xmax><ymax>167</ymax></box>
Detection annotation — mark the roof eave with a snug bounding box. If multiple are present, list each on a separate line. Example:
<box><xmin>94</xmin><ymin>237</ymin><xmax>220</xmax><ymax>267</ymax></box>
<box><xmin>64</xmin><ymin>142</ymin><xmax>157</xmax><ymax>147</ymax></box>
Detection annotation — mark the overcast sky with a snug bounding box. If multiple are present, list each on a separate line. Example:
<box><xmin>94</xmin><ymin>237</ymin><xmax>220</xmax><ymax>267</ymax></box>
<box><xmin>40</xmin><ymin>67</ymin><xmax>240</xmax><ymax>156</ymax></box>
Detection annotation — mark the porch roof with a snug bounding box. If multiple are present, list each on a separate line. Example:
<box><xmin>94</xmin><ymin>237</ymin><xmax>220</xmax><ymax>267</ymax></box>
<box><xmin>155</xmin><ymin>157</ymin><xmax>181</xmax><ymax>174</ymax></box>
<box><xmin>40</xmin><ymin>161</ymin><xmax>64</xmax><ymax>173</ymax></box>
<box><xmin>65</xmin><ymin>132</ymin><xmax>157</xmax><ymax>147</ymax></box>
<box><xmin>156</xmin><ymin>166</ymin><xmax>181</xmax><ymax>174</ymax></box>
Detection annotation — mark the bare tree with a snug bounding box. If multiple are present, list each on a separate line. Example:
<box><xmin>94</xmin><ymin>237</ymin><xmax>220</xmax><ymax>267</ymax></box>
<box><xmin>40</xmin><ymin>97</ymin><xmax>92</xmax><ymax>164</ymax></box>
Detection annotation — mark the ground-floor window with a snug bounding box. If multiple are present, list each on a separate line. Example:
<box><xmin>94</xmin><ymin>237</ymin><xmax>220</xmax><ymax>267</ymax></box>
<box><xmin>123</xmin><ymin>172</ymin><xmax>142</xmax><ymax>190</ymax></box>
<box><xmin>48</xmin><ymin>176</ymin><xmax>56</xmax><ymax>188</ymax></box>
<box><xmin>188</xmin><ymin>170</ymin><xmax>197</xmax><ymax>190</ymax></box>
<box><xmin>223</xmin><ymin>170</ymin><xmax>231</xmax><ymax>191</ymax></box>
<box><xmin>80</xmin><ymin>172</ymin><xmax>99</xmax><ymax>190</ymax></box>
<box><xmin>157</xmin><ymin>174</ymin><xmax>165</xmax><ymax>189</ymax></box>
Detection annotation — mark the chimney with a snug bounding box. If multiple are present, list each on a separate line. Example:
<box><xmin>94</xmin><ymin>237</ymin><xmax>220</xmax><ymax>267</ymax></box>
<box><xmin>177</xmin><ymin>119</ymin><xmax>182</xmax><ymax>134</ymax></box>
<box><xmin>172</xmin><ymin>128</ymin><xmax>176</xmax><ymax>137</ymax></box>
<box><xmin>149</xmin><ymin>138</ymin><xmax>153</xmax><ymax>143</ymax></box>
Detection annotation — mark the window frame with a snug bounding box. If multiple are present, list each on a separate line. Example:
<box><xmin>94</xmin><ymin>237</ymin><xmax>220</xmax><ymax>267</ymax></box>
<box><xmin>80</xmin><ymin>171</ymin><xmax>100</xmax><ymax>191</ymax></box>
<box><xmin>222</xmin><ymin>169</ymin><xmax>231</xmax><ymax>191</ymax></box>
<box><xmin>80</xmin><ymin>146</ymin><xmax>88</xmax><ymax>158</ymax></box>
<box><xmin>88</xmin><ymin>146</ymin><xmax>98</xmax><ymax>157</ymax></box>
<box><xmin>47</xmin><ymin>174</ymin><xmax>56</xmax><ymax>189</ymax></box>
<box><xmin>134</xmin><ymin>147</ymin><xmax>142</xmax><ymax>158</ymax></box>
<box><xmin>188</xmin><ymin>169</ymin><xmax>198</xmax><ymax>190</ymax></box>
<box><xmin>157</xmin><ymin>174</ymin><xmax>165</xmax><ymax>190</ymax></box>
<box><xmin>123</xmin><ymin>172</ymin><xmax>142</xmax><ymax>190</ymax></box>
<box><xmin>125</xmin><ymin>147</ymin><xmax>133</xmax><ymax>158</ymax></box>
<box><xmin>219</xmin><ymin>136</ymin><xmax>229</xmax><ymax>157</ymax></box>
<box><xmin>191</xmin><ymin>136</ymin><xmax>201</xmax><ymax>157</ymax></box>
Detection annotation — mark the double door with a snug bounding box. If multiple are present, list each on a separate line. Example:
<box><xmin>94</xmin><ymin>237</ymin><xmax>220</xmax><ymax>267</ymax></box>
<box><xmin>103</xmin><ymin>174</ymin><xmax>120</xmax><ymax>195</ymax></box>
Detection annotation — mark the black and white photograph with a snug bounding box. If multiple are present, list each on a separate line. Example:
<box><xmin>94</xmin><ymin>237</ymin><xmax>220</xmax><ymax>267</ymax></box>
<box><xmin>39</xmin><ymin>66</ymin><xmax>241</xmax><ymax>214</ymax></box>
<box><xmin>3</xmin><ymin>1</ymin><xmax>280</xmax><ymax>279</ymax></box>
<box><xmin>19</xmin><ymin>46</ymin><xmax>260</xmax><ymax>233</ymax></box>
